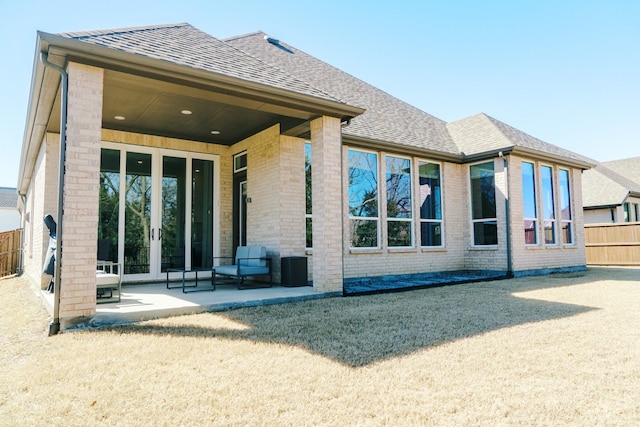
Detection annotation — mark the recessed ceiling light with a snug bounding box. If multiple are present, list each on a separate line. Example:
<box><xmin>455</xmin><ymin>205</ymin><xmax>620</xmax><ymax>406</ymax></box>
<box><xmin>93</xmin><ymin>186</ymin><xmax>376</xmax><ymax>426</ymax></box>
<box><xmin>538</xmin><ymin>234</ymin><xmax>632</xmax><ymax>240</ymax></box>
<box><xmin>114</xmin><ymin>115</ymin><xmax>125</xmax><ymax>120</ymax></box>
<box><xmin>181</xmin><ymin>110</ymin><xmax>192</xmax><ymax>115</ymax></box>
<box><xmin>210</xmin><ymin>130</ymin><xmax>221</xmax><ymax>135</ymax></box>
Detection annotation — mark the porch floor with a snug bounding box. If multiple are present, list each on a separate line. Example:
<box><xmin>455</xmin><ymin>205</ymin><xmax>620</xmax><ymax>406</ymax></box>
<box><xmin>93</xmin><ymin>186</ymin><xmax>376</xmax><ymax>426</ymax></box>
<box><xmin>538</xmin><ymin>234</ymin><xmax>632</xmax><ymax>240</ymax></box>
<box><xmin>42</xmin><ymin>282</ymin><xmax>327</xmax><ymax>329</ymax></box>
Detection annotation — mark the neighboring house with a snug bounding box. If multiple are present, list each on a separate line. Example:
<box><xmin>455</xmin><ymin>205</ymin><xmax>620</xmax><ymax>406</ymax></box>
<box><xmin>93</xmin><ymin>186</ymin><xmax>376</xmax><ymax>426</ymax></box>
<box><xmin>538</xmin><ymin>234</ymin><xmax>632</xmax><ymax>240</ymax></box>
<box><xmin>18</xmin><ymin>24</ymin><xmax>594</xmax><ymax>329</ymax></box>
<box><xmin>582</xmin><ymin>162</ymin><xmax>640</xmax><ymax>224</ymax></box>
<box><xmin>0</xmin><ymin>187</ymin><xmax>20</xmax><ymax>232</ymax></box>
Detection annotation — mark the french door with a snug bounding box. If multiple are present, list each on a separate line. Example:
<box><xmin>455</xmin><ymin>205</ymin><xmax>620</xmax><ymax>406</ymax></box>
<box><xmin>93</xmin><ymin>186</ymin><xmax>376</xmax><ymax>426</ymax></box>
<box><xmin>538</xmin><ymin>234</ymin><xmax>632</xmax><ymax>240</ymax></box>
<box><xmin>98</xmin><ymin>143</ymin><xmax>218</xmax><ymax>282</ymax></box>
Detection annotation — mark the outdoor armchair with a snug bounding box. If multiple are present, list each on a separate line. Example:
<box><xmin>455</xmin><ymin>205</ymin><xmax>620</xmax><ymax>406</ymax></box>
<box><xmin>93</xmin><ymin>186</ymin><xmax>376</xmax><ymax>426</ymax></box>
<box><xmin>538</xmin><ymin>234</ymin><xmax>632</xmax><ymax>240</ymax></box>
<box><xmin>212</xmin><ymin>246</ymin><xmax>272</xmax><ymax>289</ymax></box>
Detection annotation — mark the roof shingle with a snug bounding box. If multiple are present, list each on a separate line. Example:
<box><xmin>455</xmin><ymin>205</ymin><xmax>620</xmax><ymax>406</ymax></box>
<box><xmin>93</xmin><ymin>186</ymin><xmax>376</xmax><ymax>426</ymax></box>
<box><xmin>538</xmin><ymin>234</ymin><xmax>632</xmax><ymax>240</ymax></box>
<box><xmin>59</xmin><ymin>24</ymin><xmax>341</xmax><ymax>103</ymax></box>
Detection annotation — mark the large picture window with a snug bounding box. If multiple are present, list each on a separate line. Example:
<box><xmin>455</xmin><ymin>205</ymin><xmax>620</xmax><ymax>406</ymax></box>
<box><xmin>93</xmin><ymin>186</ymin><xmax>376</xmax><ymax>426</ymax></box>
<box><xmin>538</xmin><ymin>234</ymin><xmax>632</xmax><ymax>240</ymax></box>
<box><xmin>521</xmin><ymin>162</ymin><xmax>537</xmax><ymax>245</ymax></box>
<box><xmin>386</xmin><ymin>156</ymin><xmax>413</xmax><ymax>247</ymax></box>
<box><xmin>419</xmin><ymin>161</ymin><xmax>443</xmax><ymax>247</ymax></box>
<box><xmin>541</xmin><ymin>165</ymin><xmax>556</xmax><ymax>244</ymax></box>
<box><xmin>348</xmin><ymin>149</ymin><xmax>379</xmax><ymax>248</ymax></box>
<box><xmin>558</xmin><ymin>169</ymin><xmax>573</xmax><ymax>244</ymax></box>
<box><xmin>470</xmin><ymin>162</ymin><xmax>497</xmax><ymax>246</ymax></box>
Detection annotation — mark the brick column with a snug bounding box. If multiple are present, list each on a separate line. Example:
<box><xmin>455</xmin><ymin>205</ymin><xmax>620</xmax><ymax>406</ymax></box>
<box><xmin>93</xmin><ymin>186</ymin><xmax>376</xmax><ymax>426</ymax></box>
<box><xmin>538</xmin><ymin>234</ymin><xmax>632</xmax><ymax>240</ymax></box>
<box><xmin>310</xmin><ymin>116</ymin><xmax>343</xmax><ymax>292</ymax></box>
<box><xmin>59</xmin><ymin>63</ymin><xmax>103</xmax><ymax>327</ymax></box>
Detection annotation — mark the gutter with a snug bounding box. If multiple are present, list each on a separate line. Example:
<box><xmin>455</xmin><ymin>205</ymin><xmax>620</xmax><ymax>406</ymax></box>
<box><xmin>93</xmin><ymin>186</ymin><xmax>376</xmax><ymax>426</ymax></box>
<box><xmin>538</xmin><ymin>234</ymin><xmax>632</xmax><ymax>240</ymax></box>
<box><xmin>40</xmin><ymin>50</ymin><xmax>67</xmax><ymax>337</ymax></box>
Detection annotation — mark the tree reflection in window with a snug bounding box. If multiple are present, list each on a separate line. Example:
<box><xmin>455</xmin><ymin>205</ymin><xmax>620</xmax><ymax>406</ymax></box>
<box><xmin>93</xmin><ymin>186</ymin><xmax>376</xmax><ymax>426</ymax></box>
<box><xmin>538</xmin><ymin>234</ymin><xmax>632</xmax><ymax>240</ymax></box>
<box><xmin>386</xmin><ymin>156</ymin><xmax>412</xmax><ymax>247</ymax></box>
<box><xmin>348</xmin><ymin>150</ymin><xmax>378</xmax><ymax>247</ymax></box>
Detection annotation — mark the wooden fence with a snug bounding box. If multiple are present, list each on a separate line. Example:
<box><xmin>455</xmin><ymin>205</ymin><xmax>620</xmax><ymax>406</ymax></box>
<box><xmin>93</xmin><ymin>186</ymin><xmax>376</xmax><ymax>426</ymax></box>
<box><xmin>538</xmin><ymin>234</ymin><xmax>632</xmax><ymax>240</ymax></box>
<box><xmin>0</xmin><ymin>229</ymin><xmax>22</xmax><ymax>278</ymax></box>
<box><xmin>584</xmin><ymin>222</ymin><xmax>640</xmax><ymax>266</ymax></box>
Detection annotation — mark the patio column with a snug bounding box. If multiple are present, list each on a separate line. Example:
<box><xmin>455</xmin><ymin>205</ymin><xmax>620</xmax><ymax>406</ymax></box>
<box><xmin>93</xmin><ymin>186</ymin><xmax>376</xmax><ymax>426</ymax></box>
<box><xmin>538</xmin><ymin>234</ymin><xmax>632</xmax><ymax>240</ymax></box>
<box><xmin>58</xmin><ymin>62</ymin><xmax>104</xmax><ymax>327</ymax></box>
<box><xmin>310</xmin><ymin>116</ymin><xmax>343</xmax><ymax>293</ymax></box>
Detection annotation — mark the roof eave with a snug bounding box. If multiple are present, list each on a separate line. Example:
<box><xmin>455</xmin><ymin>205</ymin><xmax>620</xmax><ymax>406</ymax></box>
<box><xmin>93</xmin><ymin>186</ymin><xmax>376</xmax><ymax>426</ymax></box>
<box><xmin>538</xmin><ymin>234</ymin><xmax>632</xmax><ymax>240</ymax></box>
<box><xmin>18</xmin><ymin>31</ymin><xmax>366</xmax><ymax>194</ymax></box>
<box><xmin>41</xmin><ymin>32</ymin><xmax>365</xmax><ymax>119</ymax></box>
<box><xmin>343</xmin><ymin>134</ymin><xmax>462</xmax><ymax>163</ymax></box>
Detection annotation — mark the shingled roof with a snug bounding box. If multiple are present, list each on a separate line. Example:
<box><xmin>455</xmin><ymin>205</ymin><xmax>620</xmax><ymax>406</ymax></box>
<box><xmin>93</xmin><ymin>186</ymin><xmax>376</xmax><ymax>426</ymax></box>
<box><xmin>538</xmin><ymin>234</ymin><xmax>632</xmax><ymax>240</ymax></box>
<box><xmin>58</xmin><ymin>23</ymin><xmax>341</xmax><ymax>103</ymax></box>
<box><xmin>582</xmin><ymin>164</ymin><xmax>640</xmax><ymax>208</ymax></box>
<box><xmin>0</xmin><ymin>187</ymin><xmax>18</xmax><ymax>209</ymax></box>
<box><xmin>601</xmin><ymin>157</ymin><xmax>640</xmax><ymax>186</ymax></box>
<box><xmin>53</xmin><ymin>23</ymin><xmax>590</xmax><ymax>165</ymax></box>
<box><xmin>225</xmin><ymin>31</ymin><xmax>459</xmax><ymax>156</ymax></box>
<box><xmin>447</xmin><ymin>113</ymin><xmax>594</xmax><ymax>165</ymax></box>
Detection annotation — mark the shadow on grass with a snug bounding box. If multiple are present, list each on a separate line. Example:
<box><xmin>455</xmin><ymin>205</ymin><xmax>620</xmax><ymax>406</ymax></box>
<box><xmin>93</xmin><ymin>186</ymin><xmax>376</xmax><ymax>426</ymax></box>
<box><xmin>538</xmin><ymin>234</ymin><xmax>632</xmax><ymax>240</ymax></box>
<box><xmin>97</xmin><ymin>268</ymin><xmax>633</xmax><ymax>367</ymax></box>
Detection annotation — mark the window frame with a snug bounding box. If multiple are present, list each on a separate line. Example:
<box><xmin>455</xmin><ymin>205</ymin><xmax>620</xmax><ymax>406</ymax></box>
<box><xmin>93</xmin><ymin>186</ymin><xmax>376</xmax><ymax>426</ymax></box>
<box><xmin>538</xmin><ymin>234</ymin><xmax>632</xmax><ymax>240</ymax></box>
<box><xmin>558</xmin><ymin>168</ymin><xmax>574</xmax><ymax>245</ymax></box>
<box><xmin>521</xmin><ymin>161</ymin><xmax>538</xmax><ymax>246</ymax></box>
<box><xmin>469</xmin><ymin>160</ymin><xmax>498</xmax><ymax>247</ymax></box>
<box><xmin>233</xmin><ymin>151</ymin><xmax>247</xmax><ymax>173</ymax></box>
<box><xmin>417</xmin><ymin>159</ymin><xmax>444</xmax><ymax>248</ymax></box>
<box><xmin>347</xmin><ymin>148</ymin><xmax>380</xmax><ymax>249</ymax></box>
<box><xmin>540</xmin><ymin>164</ymin><xmax>557</xmax><ymax>245</ymax></box>
<box><xmin>304</xmin><ymin>142</ymin><xmax>312</xmax><ymax>249</ymax></box>
<box><xmin>385</xmin><ymin>154</ymin><xmax>414</xmax><ymax>248</ymax></box>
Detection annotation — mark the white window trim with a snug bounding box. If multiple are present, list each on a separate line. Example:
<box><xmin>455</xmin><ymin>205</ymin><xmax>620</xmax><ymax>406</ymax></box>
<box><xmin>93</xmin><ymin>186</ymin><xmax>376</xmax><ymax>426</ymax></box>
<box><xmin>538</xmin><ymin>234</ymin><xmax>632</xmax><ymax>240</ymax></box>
<box><xmin>469</xmin><ymin>160</ymin><xmax>498</xmax><ymax>247</ymax></box>
<box><xmin>558</xmin><ymin>168</ymin><xmax>575</xmax><ymax>246</ymax></box>
<box><xmin>416</xmin><ymin>159</ymin><xmax>445</xmax><ymax>248</ymax></box>
<box><xmin>233</xmin><ymin>151</ymin><xmax>247</xmax><ymax>173</ymax></box>
<box><xmin>522</xmin><ymin>161</ymin><xmax>539</xmax><ymax>247</ymax></box>
<box><xmin>540</xmin><ymin>164</ymin><xmax>558</xmax><ymax>246</ymax></box>
<box><xmin>348</xmin><ymin>148</ymin><xmax>381</xmax><ymax>249</ymax></box>
<box><xmin>384</xmin><ymin>154</ymin><xmax>414</xmax><ymax>249</ymax></box>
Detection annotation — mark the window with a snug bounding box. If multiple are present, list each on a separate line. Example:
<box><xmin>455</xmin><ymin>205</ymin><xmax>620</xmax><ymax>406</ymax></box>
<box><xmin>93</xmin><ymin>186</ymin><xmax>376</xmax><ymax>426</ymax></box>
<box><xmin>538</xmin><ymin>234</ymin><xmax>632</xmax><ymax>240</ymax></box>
<box><xmin>233</xmin><ymin>152</ymin><xmax>247</xmax><ymax>173</ymax></box>
<box><xmin>521</xmin><ymin>162</ymin><xmax>537</xmax><ymax>245</ymax></box>
<box><xmin>541</xmin><ymin>165</ymin><xmax>556</xmax><ymax>244</ymax></box>
<box><xmin>635</xmin><ymin>204</ymin><xmax>639</xmax><ymax>222</ymax></box>
<box><xmin>558</xmin><ymin>169</ymin><xmax>573</xmax><ymax>244</ymax></box>
<box><xmin>348</xmin><ymin>149</ymin><xmax>379</xmax><ymax>248</ymax></box>
<box><xmin>418</xmin><ymin>161</ymin><xmax>443</xmax><ymax>247</ymax></box>
<box><xmin>386</xmin><ymin>156</ymin><xmax>413</xmax><ymax>247</ymax></box>
<box><xmin>470</xmin><ymin>162</ymin><xmax>497</xmax><ymax>245</ymax></box>
<box><xmin>623</xmin><ymin>203</ymin><xmax>630</xmax><ymax>222</ymax></box>
<box><xmin>305</xmin><ymin>143</ymin><xmax>312</xmax><ymax>248</ymax></box>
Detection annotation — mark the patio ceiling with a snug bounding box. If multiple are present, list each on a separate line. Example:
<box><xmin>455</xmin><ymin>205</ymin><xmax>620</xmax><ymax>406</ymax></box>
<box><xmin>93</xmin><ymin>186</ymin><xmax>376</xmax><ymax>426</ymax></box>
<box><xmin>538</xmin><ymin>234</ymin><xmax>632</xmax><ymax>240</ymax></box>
<box><xmin>47</xmin><ymin>69</ymin><xmax>315</xmax><ymax>145</ymax></box>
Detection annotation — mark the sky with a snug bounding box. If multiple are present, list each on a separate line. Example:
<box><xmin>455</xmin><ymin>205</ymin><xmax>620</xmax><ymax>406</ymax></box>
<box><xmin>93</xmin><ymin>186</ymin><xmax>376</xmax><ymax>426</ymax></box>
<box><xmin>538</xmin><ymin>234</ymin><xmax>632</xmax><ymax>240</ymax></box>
<box><xmin>1</xmin><ymin>0</ymin><xmax>638</xmax><ymax>188</ymax></box>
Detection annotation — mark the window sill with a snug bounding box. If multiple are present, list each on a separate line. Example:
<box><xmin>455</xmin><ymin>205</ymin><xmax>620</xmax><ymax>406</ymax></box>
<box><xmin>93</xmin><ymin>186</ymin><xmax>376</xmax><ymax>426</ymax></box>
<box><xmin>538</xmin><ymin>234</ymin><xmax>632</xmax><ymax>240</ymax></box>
<box><xmin>468</xmin><ymin>246</ymin><xmax>498</xmax><ymax>251</ymax></box>
<box><xmin>421</xmin><ymin>247</ymin><xmax>447</xmax><ymax>253</ymax></box>
<box><xmin>349</xmin><ymin>248</ymin><xmax>384</xmax><ymax>255</ymax></box>
<box><xmin>388</xmin><ymin>247</ymin><xmax>418</xmax><ymax>254</ymax></box>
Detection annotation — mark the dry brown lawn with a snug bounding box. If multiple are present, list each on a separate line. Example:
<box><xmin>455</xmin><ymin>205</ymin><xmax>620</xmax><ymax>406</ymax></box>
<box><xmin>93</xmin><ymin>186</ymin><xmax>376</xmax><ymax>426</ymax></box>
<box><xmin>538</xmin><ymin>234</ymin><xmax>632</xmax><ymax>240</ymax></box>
<box><xmin>1</xmin><ymin>267</ymin><xmax>639</xmax><ymax>426</ymax></box>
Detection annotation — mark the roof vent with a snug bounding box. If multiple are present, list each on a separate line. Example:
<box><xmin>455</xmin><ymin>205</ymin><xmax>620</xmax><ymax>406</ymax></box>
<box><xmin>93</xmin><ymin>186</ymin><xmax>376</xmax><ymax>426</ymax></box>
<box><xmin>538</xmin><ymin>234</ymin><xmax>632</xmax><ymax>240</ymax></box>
<box><xmin>264</xmin><ymin>35</ymin><xmax>280</xmax><ymax>45</ymax></box>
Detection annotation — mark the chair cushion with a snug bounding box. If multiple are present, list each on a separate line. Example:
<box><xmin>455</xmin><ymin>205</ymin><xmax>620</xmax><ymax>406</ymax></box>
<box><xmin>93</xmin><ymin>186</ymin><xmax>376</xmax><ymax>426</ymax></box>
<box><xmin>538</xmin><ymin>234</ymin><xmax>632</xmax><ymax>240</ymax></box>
<box><xmin>215</xmin><ymin>265</ymin><xmax>269</xmax><ymax>277</ymax></box>
<box><xmin>96</xmin><ymin>272</ymin><xmax>120</xmax><ymax>287</ymax></box>
<box><xmin>235</xmin><ymin>246</ymin><xmax>267</xmax><ymax>267</ymax></box>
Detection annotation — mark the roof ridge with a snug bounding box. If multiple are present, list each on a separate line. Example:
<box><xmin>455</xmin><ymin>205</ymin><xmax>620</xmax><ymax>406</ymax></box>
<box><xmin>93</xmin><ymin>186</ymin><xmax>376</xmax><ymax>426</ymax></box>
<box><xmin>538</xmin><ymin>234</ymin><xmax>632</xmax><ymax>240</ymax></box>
<box><xmin>222</xmin><ymin>31</ymin><xmax>266</xmax><ymax>42</ymax></box>
<box><xmin>59</xmin><ymin>22</ymin><xmax>190</xmax><ymax>39</ymax></box>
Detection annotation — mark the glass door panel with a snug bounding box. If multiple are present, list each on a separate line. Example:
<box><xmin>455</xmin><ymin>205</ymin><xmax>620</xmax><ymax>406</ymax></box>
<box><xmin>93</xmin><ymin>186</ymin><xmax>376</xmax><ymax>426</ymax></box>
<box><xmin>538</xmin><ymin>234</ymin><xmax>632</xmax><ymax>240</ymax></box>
<box><xmin>191</xmin><ymin>159</ymin><xmax>214</xmax><ymax>269</ymax></box>
<box><xmin>124</xmin><ymin>152</ymin><xmax>152</xmax><ymax>274</ymax></box>
<box><xmin>161</xmin><ymin>156</ymin><xmax>186</xmax><ymax>271</ymax></box>
<box><xmin>98</xmin><ymin>149</ymin><xmax>120</xmax><ymax>262</ymax></box>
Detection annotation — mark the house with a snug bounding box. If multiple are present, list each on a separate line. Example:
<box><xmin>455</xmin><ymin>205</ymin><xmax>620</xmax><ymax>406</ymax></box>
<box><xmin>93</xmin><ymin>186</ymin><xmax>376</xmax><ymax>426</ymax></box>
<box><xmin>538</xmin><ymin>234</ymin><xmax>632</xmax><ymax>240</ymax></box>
<box><xmin>17</xmin><ymin>23</ymin><xmax>594</xmax><ymax>329</ymax></box>
<box><xmin>0</xmin><ymin>187</ymin><xmax>20</xmax><ymax>232</ymax></box>
<box><xmin>582</xmin><ymin>162</ymin><xmax>640</xmax><ymax>223</ymax></box>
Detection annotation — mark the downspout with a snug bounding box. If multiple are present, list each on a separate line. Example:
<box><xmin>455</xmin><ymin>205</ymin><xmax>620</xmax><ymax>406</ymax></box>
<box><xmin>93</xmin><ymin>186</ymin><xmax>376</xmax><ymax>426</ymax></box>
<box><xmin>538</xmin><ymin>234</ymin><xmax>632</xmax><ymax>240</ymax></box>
<box><xmin>501</xmin><ymin>152</ymin><xmax>513</xmax><ymax>277</ymax></box>
<box><xmin>41</xmin><ymin>51</ymin><xmax>67</xmax><ymax>336</ymax></box>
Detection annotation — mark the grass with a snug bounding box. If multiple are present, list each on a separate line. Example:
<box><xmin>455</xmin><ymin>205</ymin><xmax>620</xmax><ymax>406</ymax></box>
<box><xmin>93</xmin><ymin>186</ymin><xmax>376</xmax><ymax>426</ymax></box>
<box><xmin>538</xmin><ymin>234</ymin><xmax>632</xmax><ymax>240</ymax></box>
<box><xmin>1</xmin><ymin>267</ymin><xmax>639</xmax><ymax>425</ymax></box>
